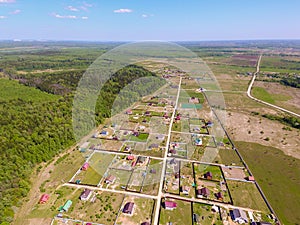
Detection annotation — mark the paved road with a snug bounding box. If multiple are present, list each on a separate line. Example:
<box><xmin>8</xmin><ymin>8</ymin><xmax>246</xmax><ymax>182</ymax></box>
<box><xmin>247</xmin><ymin>55</ymin><xmax>300</xmax><ymax>118</ymax></box>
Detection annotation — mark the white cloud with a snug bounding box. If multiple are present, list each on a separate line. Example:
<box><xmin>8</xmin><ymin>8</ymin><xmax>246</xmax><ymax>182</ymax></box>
<box><xmin>52</xmin><ymin>13</ymin><xmax>77</xmax><ymax>19</ymax></box>
<box><xmin>66</xmin><ymin>6</ymin><xmax>79</xmax><ymax>12</ymax></box>
<box><xmin>142</xmin><ymin>14</ymin><xmax>154</xmax><ymax>18</ymax></box>
<box><xmin>80</xmin><ymin>2</ymin><xmax>93</xmax><ymax>11</ymax></box>
<box><xmin>0</xmin><ymin>15</ymin><xmax>7</xmax><ymax>19</ymax></box>
<box><xmin>0</xmin><ymin>0</ymin><xmax>15</xmax><ymax>3</ymax></box>
<box><xmin>114</xmin><ymin>8</ymin><xmax>133</xmax><ymax>13</ymax></box>
<box><xmin>10</xmin><ymin>9</ymin><xmax>21</xmax><ymax>14</ymax></box>
<box><xmin>81</xmin><ymin>16</ymin><xmax>88</xmax><ymax>20</ymax></box>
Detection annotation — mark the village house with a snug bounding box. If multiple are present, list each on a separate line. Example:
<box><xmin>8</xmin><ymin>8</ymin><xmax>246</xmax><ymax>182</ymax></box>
<box><xmin>105</xmin><ymin>175</ymin><xmax>116</xmax><ymax>184</ymax></box>
<box><xmin>80</xmin><ymin>189</ymin><xmax>92</xmax><ymax>201</ymax></box>
<box><xmin>164</xmin><ymin>201</ymin><xmax>177</xmax><ymax>210</ymax></box>
<box><xmin>81</xmin><ymin>162</ymin><xmax>89</xmax><ymax>171</ymax></box>
<box><xmin>39</xmin><ymin>194</ymin><xmax>50</xmax><ymax>204</ymax></box>
<box><xmin>197</xmin><ymin>187</ymin><xmax>210</xmax><ymax>198</ymax></box>
<box><xmin>204</xmin><ymin>171</ymin><xmax>213</xmax><ymax>180</ymax></box>
<box><xmin>230</xmin><ymin>209</ymin><xmax>248</xmax><ymax>224</ymax></box>
<box><xmin>123</xmin><ymin>202</ymin><xmax>134</xmax><ymax>214</ymax></box>
<box><xmin>215</xmin><ymin>192</ymin><xmax>223</xmax><ymax>201</ymax></box>
<box><xmin>189</xmin><ymin>97</ymin><xmax>199</xmax><ymax>104</ymax></box>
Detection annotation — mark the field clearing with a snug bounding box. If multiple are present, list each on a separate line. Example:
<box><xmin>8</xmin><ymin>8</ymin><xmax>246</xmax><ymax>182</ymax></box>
<box><xmin>252</xmin><ymin>86</ymin><xmax>291</xmax><ymax>105</ymax></box>
<box><xmin>226</xmin><ymin>180</ymin><xmax>269</xmax><ymax>213</ymax></box>
<box><xmin>0</xmin><ymin>78</ymin><xmax>59</xmax><ymax>102</ymax></box>
<box><xmin>253</xmin><ymin>81</ymin><xmax>300</xmax><ymax>113</ymax></box>
<box><xmin>236</xmin><ymin>141</ymin><xmax>300</xmax><ymax>225</ymax></box>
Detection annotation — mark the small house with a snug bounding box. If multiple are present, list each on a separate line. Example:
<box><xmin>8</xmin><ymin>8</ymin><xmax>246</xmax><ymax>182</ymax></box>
<box><xmin>164</xmin><ymin>201</ymin><xmax>177</xmax><ymax>210</ymax></box>
<box><xmin>100</xmin><ymin>130</ymin><xmax>108</xmax><ymax>135</ymax></box>
<box><xmin>204</xmin><ymin>171</ymin><xmax>213</xmax><ymax>180</ymax></box>
<box><xmin>189</xmin><ymin>97</ymin><xmax>199</xmax><ymax>104</ymax></box>
<box><xmin>137</xmin><ymin>156</ymin><xmax>147</xmax><ymax>165</ymax></box>
<box><xmin>215</xmin><ymin>192</ymin><xmax>223</xmax><ymax>201</ymax></box>
<box><xmin>150</xmin><ymin>168</ymin><xmax>156</xmax><ymax>174</ymax></box>
<box><xmin>105</xmin><ymin>175</ymin><xmax>116</xmax><ymax>184</ymax></box>
<box><xmin>247</xmin><ymin>176</ymin><xmax>255</xmax><ymax>181</ymax></box>
<box><xmin>127</xmin><ymin>155</ymin><xmax>134</xmax><ymax>160</ymax></box>
<box><xmin>80</xmin><ymin>189</ymin><xmax>92</xmax><ymax>201</ymax></box>
<box><xmin>197</xmin><ymin>187</ymin><xmax>210</xmax><ymax>198</ymax></box>
<box><xmin>145</xmin><ymin>111</ymin><xmax>151</xmax><ymax>116</ymax></box>
<box><xmin>182</xmin><ymin>186</ymin><xmax>190</xmax><ymax>195</ymax></box>
<box><xmin>126</xmin><ymin>109</ymin><xmax>133</xmax><ymax>115</ymax></box>
<box><xmin>81</xmin><ymin>162</ymin><xmax>89</xmax><ymax>171</ymax></box>
<box><xmin>206</xmin><ymin>121</ymin><xmax>214</xmax><ymax>127</ymax></box>
<box><xmin>123</xmin><ymin>202</ymin><xmax>134</xmax><ymax>214</ymax></box>
<box><xmin>39</xmin><ymin>194</ymin><xmax>50</xmax><ymax>204</ymax></box>
<box><xmin>230</xmin><ymin>209</ymin><xmax>248</xmax><ymax>224</ymax></box>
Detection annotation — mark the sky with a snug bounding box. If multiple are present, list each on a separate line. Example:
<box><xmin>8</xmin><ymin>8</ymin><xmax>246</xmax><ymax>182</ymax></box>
<box><xmin>0</xmin><ymin>0</ymin><xmax>300</xmax><ymax>41</ymax></box>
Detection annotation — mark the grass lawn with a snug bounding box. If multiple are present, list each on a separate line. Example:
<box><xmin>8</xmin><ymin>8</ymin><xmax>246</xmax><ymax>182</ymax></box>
<box><xmin>214</xmin><ymin>149</ymin><xmax>244</xmax><ymax>166</ymax></box>
<box><xmin>159</xmin><ymin>199</ymin><xmax>192</xmax><ymax>225</ymax></box>
<box><xmin>0</xmin><ymin>78</ymin><xmax>59</xmax><ymax>102</ymax></box>
<box><xmin>226</xmin><ymin>180</ymin><xmax>269</xmax><ymax>213</ymax></box>
<box><xmin>130</xmin><ymin>133</ymin><xmax>149</xmax><ymax>142</ymax></box>
<box><xmin>236</xmin><ymin>141</ymin><xmax>300</xmax><ymax>225</ymax></box>
<box><xmin>194</xmin><ymin>164</ymin><xmax>223</xmax><ymax>181</ymax></box>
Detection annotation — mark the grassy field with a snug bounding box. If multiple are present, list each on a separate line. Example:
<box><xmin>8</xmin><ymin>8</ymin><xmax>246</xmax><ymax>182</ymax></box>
<box><xmin>236</xmin><ymin>141</ymin><xmax>300</xmax><ymax>225</ymax></box>
<box><xmin>227</xmin><ymin>180</ymin><xmax>269</xmax><ymax>213</ymax></box>
<box><xmin>0</xmin><ymin>78</ymin><xmax>59</xmax><ymax>102</ymax></box>
<box><xmin>252</xmin><ymin>86</ymin><xmax>291</xmax><ymax>104</ymax></box>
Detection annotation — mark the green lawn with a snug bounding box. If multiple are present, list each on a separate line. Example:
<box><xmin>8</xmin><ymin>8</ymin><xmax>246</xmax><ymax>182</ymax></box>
<box><xmin>192</xmin><ymin>203</ymin><xmax>223</xmax><ymax>225</ymax></box>
<box><xmin>0</xmin><ymin>78</ymin><xmax>59</xmax><ymax>102</ymax></box>
<box><xmin>236</xmin><ymin>141</ymin><xmax>300</xmax><ymax>225</ymax></box>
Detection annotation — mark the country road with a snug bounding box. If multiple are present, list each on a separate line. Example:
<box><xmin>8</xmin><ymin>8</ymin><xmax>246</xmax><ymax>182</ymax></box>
<box><xmin>247</xmin><ymin>55</ymin><xmax>300</xmax><ymax>118</ymax></box>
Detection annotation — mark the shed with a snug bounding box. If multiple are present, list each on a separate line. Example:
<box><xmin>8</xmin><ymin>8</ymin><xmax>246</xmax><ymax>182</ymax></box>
<box><xmin>39</xmin><ymin>194</ymin><xmax>50</xmax><ymax>204</ymax></box>
<box><xmin>230</xmin><ymin>209</ymin><xmax>248</xmax><ymax>224</ymax></box>
<box><xmin>105</xmin><ymin>175</ymin><xmax>116</xmax><ymax>184</ymax></box>
<box><xmin>61</xmin><ymin>200</ymin><xmax>72</xmax><ymax>212</ymax></box>
<box><xmin>197</xmin><ymin>187</ymin><xmax>210</xmax><ymax>198</ymax></box>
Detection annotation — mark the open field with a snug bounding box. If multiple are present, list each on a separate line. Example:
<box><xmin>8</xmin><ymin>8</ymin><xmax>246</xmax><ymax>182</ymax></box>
<box><xmin>236</xmin><ymin>141</ymin><xmax>300</xmax><ymax>225</ymax></box>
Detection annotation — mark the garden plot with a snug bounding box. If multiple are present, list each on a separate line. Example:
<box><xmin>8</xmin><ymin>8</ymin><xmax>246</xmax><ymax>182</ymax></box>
<box><xmin>171</xmin><ymin>117</ymin><xmax>190</xmax><ymax>133</ymax></box>
<box><xmin>101</xmin><ymin>139</ymin><xmax>124</xmax><ymax>151</ymax></box>
<box><xmin>179</xmin><ymin>162</ymin><xmax>195</xmax><ymax>198</ymax></box>
<box><xmin>193</xmin><ymin>163</ymin><xmax>224</xmax><ymax>182</ymax></box>
<box><xmin>189</xmin><ymin>118</ymin><xmax>209</xmax><ymax>134</ymax></box>
<box><xmin>164</xmin><ymin>159</ymin><xmax>180</xmax><ymax>195</ymax></box>
<box><xmin>109</xmin><ymin>155</ymin><xmax>133</xmax><ymax>171</ymax></box>
<box><xmin>142</xmin><ymin>159</ymin><xmax>163</xmax><ymax>195</ymax></box>
<box><xmin>149</xmin><ymin>116</ymin><xmax>170</xmax><ymax>134</ymax></box>
<box><xmin>126</xmin><ymin>168</ymin><xmax>148</xmax><ymax>192</ymax></box>
<box><xmin>120</xmin><ymin>121</ymin><xmax>138</xmax><ymax>131</ymax></box>
<box><xmin>72</xmin><ymin>153</ymin><xmax>115</xmax><ymax>186</ymax></box>
<box><xmin>115</xmin><ymin>196</ymin><xmax>155</xmax><ymax>225</ymax></box>
<box><xmin>102</xmin><ymin>168</ymin><xmax>133</xmax><ymax>190</ymax></box>
<box><xmin>159</xmin><ymin>198</ymin><xmax>193</xmax><ymax>225</ymax></box>
<box><xmin>192</xmin><ymin>203</ymin><xmax>223</xmax><ymax>225</ymax></box>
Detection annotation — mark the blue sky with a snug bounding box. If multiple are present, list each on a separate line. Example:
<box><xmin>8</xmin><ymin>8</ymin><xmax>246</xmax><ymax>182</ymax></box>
<box><xmin>0</xmin><ymin>0</ymin><xmax>299</xmax><ymax>41</ymax></box>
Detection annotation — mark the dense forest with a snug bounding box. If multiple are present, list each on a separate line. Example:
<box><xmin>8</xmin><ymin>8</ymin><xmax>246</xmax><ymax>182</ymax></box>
<box><xmin>0</xmin><ymin>44</ymin><xmax>164</xmax><ymax>224</ymax></box>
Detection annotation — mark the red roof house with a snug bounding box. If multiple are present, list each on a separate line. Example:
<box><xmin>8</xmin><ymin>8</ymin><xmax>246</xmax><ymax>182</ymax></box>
<box><xmin>164</xmin><ymin>201</ymin><xmax>177</xmax><ymax>210</ymax></box>
<box><xmin>81</xmin><ymin>162</ymin><xmax>89</xmax><ymax>171</ymax></box>
<box><xmin>39</xmin><ymin>194</ymin><xmax>50</xmax><ymax>204</ymax></box>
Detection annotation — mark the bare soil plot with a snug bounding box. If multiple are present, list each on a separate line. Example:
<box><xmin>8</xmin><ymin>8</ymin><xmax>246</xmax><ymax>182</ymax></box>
<box><xmin>222</xmin><ymin>167</ymin><xmax>249</xmax><ymax>180</ymax></box>
<box><xmin>164</xmin><ymin>159</ymin><xmax>180</xmax><ymax>195</ymax></box>
<box><xmin>179</xmin><ymin>162</ymin><xmax>195</xmax><ymax>198</ymax></box>
<box><xmin>149</xmin><ymin>116</ymin><xmax>170</xmax><ymax>134</ymax></box>
<box><xmin>101</xmin><ymin>139</ymin><xmax>124</xmax><ymax>151</ymax></box>
<box><xmin>116</xmin><ymin>196</ymin><xmax>155</xmax><ymax>225</ymax></box>
<box><xmin>159</xmin><ymin>199</ymin><xmax>193</xmax><ymax>225</ymax></box>
<box><xmin>127</xmin><ymin>168</ymin><xmax>147</xmax><ymax>192</ymax></box>
<box><xmin>226</xmin><ymin>180</ymin><xmax>270</xmax><ymax>213</ymax></box>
